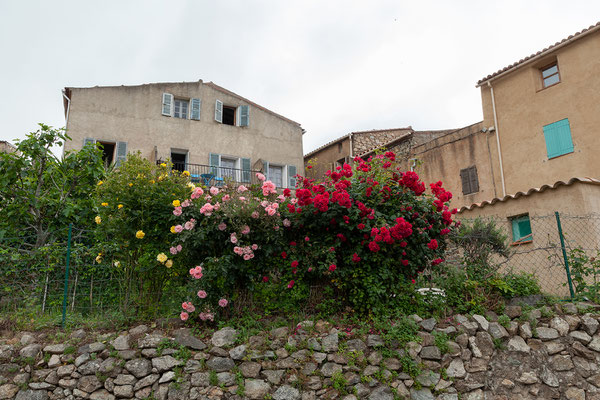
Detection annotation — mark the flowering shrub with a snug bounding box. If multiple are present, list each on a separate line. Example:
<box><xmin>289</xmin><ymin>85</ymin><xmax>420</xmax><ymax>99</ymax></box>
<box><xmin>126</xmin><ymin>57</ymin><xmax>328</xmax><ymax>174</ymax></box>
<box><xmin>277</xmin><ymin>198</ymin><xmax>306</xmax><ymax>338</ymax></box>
<box><xmin>171</xmin><ymin>150</ymin><xmax>456</xmax><ymax>319</ymax></box>
<box><xmin>94</xmin><ymin>154</ymin><xmax>191</xmax><ymax>312</ymax></box>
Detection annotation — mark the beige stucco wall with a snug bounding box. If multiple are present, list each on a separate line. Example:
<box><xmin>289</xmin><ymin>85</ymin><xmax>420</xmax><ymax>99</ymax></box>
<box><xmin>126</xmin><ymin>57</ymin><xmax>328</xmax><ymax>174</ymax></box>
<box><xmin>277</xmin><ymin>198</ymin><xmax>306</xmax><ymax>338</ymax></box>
<box><xmin>63</xmin><ymin>82</ymin><xmax>304</xmax><ymax>184</ymax></box>
<box><xmin>480</xmin><ymin>29</ymin><xmax>600</xmax><ymax>195</ymax></box>
<box><xmin>457</xmin><ymin>182</ymin><xmax>600</xmax><ymax>296</ymax></box>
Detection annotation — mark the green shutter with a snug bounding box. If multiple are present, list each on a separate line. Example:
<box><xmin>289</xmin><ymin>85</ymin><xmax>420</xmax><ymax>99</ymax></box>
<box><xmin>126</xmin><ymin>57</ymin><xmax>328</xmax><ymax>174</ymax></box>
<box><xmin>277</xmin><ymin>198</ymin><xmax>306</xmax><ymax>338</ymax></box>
<box><xmin>209</xmin><ymin>153</ymin><xmax>220</xmax><ymax>176</ymax></box>
<box><xmin>287</xmin><ymin>165</ymin><xmax>297</xmax><ymax>188</ymax></box>
<box><xmin>115</xmin><ymin>142</ymin><xmax>127</xmax><ymax>167</ymax></box>
<box><xmin>511</xmin><ymin>215</ymin><xmax>532</xmax><ymax>242</ymax></box>
<box><xmin>239</xmin><ymin>105</ymin><xmax>249</xmax><ymax>127</ymax></box>
<box><xmin>543</xmin><ymin>118</ymin><xmax>573</xmax><ymax>159</ymax></box>
<box><xmin>241</xmin><ymin>158</ymin><xmax>251</xmax><ymax>182</ymax></box>
<box><xmin>190</xmin><ymin>98</ymin><xmax>201</xmax><ymax>120</ymax></box>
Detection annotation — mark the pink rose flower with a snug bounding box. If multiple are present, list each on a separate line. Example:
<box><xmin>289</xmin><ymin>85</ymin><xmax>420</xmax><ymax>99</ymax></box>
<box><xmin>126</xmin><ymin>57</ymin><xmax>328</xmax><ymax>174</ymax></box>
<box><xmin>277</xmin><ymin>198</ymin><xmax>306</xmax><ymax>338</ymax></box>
<box><xmin>262</xmin><ymin>180</ymin><xmax>276</xmax><ymax>196</ymax></box>
<box><xmin>191</xmin><ymin>187</ymin><xmax>204</xmax><ymax>199</ymax></box>
<box><xmin>256</xmin><ymin>172</ymin><xmax>266</xmax><ymax>181</ymax></box>
<box><xmin>218</xmin><ymin>298</ymin><xmax>228</xmax><ymax>307</ymax></box>
<box><xmin>251</xmin><ymin>211</ymin><xmax>259</xmax><ymax>219</ymax></box>
<box><xmin>174</xmin><ymin>225</ymin><xmax>184</xmax><ymax>233</ymax></box>
<box><xmin>218</xmin><ymin>222</ymin><xmax>227</xmax><ymax>231</ymax></box>
<box><xmin>209</xmin><ymin>187</ymin><xmax>219</xmax><ymax>196</ymax></box>
<box><xmin>180</xmin><ymin>311</ymin><xmax>189</xmax><ymax>321</ymax></box>
<box><xmin>173</xmin><ymin>206</ymin><xmax>182</xmax><ymax>216</ymax></box>
<box><xmin>170</xmin><ymin>246</ymin><xmax>178</xmax><ymax>255</ymax></box>
<box><xmin>241</xmin><ymin>225</ymin><xmax>250</xmax><ymax>235</ymax></box>
<box><xmin>197</xmin><ymin>290</ymin><xmax>207</xmax><ymax>299</ymax></box>
<box><xmin>251</xmin><ymin>244</ymin><xmax>258</xmax><ymax>250</ymax></box>
<box><xmin>237</xmin><ymin>185</ymin><xmax>248</xmax><ymax>193</ymax></box>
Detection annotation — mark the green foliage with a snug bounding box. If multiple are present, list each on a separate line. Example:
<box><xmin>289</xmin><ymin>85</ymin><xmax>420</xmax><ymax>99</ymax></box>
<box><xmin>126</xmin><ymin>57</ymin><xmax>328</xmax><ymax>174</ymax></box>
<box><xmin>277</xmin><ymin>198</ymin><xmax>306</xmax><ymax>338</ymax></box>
<box><xmin>450</xmin><ymin>218</ymin><xmax>509</xmax><ymax>280</ymax></box>
<box><xmin>331</xmin><ymin>370</ymin><xmax>349</xmax><ymax>394</ymax></box>
<box><xmin>503</xmin><ymin>271</ymin><xmax>541</xmax><ymax>297</ymax></box>
<box><xmin>209</xmin><ymin>370</ymin><xmax>218</xmax><ymax>386</ymax></box>
<box><xmin>567</xmin><ymin>247</ymin><xmax>600</xmax><ymax>302</ymax></box>
<box><xmin>433</xmin><ymin>332</ymin><xmax>449</xmax><ymax>354</ymax></box>
<box><xmin>497</xmin><ymin>314</ymin><xmax>511</xmax><ymax>329</ymax></box>
<box><xmin>399</xmin><ymin>355</ymin><xmax>421</xmax><ymax>378</ymax></box>
<box><xmin>374</xmin><ymin>316</ymin><xmax>420</xmax><ymax>348</ymax></box>
<box><xmin>94</xmin><ymin>154</ymin><xmax>191</xmax><ymax>314</ymax></box>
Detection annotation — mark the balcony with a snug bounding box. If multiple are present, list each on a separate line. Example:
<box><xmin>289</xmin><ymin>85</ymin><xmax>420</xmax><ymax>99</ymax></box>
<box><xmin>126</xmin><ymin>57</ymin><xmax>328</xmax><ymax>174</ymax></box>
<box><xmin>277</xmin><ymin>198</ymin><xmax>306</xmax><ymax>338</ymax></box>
<box><xmin>160</xmin><ymin>161</ymin><xmax>264</xmax><ymax>187</ymax></box>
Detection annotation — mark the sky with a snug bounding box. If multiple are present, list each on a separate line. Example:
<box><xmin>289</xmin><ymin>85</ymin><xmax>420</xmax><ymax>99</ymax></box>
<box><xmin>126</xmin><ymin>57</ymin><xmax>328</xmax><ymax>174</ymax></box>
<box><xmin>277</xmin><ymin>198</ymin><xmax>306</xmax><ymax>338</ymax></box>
<box><xmin>1</xmin><ymin>1</ymin><xmax>599</xmax><ymax>155</ymax></box>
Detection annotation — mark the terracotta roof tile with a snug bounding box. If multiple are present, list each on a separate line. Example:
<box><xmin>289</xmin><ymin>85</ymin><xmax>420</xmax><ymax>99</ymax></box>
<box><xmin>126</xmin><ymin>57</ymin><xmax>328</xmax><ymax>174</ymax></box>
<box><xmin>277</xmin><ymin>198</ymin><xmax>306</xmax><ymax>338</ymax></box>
<box><xmin>477</xmin><ymin>21</ymin><xmax>600</xmax><ymax>85</ymax></box>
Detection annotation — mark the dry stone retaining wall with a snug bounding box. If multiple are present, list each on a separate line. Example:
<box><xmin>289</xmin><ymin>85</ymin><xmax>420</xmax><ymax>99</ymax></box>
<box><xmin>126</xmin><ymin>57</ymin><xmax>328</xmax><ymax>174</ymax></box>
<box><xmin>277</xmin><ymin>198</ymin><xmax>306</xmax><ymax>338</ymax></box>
<box><xmin>2</xmin><ymin>302</ymin><xmax>600</xmax><ymax>399</ymax></box>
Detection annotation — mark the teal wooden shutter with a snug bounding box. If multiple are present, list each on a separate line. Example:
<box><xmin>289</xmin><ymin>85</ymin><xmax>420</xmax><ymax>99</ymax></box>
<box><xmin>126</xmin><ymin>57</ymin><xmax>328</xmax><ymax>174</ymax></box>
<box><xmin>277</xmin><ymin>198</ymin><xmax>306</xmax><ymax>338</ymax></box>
<box><xmin>239</xmin><ymin>105</ymin><xmax>249</xmax><ymax>127</ymax></box>
<box><xmin>209</xmin><ymin>153</ymin><xmax>220</xmax><ymax>176</ymax></box>
<box><xmin>115</xmin><ymin>142</ymin><xmax>127</xmax><ymax>167</ymax></box>
<box><xmin>543</xmin><ymin>119</ymin><xmax>573</xmax><ymax>159</ymax></box>
<box><xmin>287</xmin><ymin>165</ymin><xmax>297</xmax><ymax>188</ymax></box>
<box><xmin>83</xmin><ymin>137</ymin><xmax>95</xmax><ymax>148</ymax></box>
<box><xmin>241</xmin><ymin>158</ymin><xmax>251</xmax><ymax>182</ymax></box>
<box><xmin>215</xmin><ymin>100</ymin><xmax>223</xmax><ymax>123</ymax></box>
<box><xmin>190</xmin><ymin>98</ymin><xmax>201</xmax><ymax>120</ymax></box>
<box><xmin>162</xmin><ymin>93</ymin><xmax>173</xmax><ymax>116</ymax></box>
<box><xmin>511</xmin><ymin>215</ymin><xmax>532</xmax><ymax>242</ymax></box>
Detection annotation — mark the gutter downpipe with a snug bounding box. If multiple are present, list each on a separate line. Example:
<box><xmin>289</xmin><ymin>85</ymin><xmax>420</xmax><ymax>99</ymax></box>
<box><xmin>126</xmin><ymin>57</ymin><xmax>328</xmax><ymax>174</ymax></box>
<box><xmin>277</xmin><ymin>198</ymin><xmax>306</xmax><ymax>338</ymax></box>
<box><xmin>488</xmin><ymin>81</ymin><xmax>506</xmax><ymax>197</ymax></box>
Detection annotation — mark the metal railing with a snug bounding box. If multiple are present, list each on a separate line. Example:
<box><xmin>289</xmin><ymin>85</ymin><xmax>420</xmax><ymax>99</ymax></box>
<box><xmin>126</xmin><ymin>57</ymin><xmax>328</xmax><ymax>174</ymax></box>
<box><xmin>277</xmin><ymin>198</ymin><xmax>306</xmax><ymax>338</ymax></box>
<box><xmin>160</xmin><ymin>161</ymin><xmax>264</xmax><ymax>187</ymax></box>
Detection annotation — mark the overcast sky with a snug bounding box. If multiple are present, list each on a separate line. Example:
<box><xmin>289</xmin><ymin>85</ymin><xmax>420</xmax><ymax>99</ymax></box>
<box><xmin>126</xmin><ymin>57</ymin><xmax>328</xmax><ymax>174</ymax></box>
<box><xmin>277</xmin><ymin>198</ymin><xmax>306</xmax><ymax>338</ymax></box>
<box><xmin>1</xmin><ymin>1</ymin><xmax>599</xmax><ymax>155</ymax></box>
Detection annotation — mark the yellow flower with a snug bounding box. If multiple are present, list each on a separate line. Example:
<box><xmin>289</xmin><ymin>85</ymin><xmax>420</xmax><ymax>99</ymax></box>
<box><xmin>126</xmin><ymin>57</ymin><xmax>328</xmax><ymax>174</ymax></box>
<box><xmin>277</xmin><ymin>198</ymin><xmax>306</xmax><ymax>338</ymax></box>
<box><xmin>136</xmin><ymin>230</ymin><xmax>145</xmax><ymax>239</ymax></box>
<box><xmin>101</xmin><ymin>202</ymin><xmax>108</xmax><ymax>207</ymax></box>
<box><xmin>128</xmin><ymin>183</ymin><xmax>133</xmax><ymax>187</ymax></box>
<box><xmin>118</xmin><ymin>204</ymin><xmax>123</xmax><ymax>209</ymax></box>
<box><xmin>165</xmin><ymin>259</ymin><xmax>173</xmax><ymax>268</ymax></box>
<box><xmin>114</xmin><ymin>261</ymin><xmax>121</xmax><ymax>267</ymax></box>
<box><xmin>187</xmin><ymin>182</ymin><xmax>195</xmax><ymax>189</ymax></box>
<box><xmin>156</xmin><ymin>253</ymin><xmax>168</xmax><ymax>263</ymax></box>
<box><xmin>95</xmin><ymin>253</ymin><xmax>102</xmax><ymax>263</ymax></box>
<box><xmin>95</xmin><ymin>216</ymin><xmax>102</xmax><ymax>224</ymax></box>
<box><xmin>149</xmin><ymin>180</ymin><xmax>155</xmax><ymax>184</ymax></box>
<box><xmin>170</xmin><ymin>226</ymin><xmax>176</xmax><ymax>234</ymax></box>
<box><xmin>160</xmin><ymin>163</ymin><xmax>167</xmax><ymax>168</ymax></box>
<box><xmin>182</xmin><ymin>170</ymin><xmax>190</xmax><ymax>177</ymax></box>
<box><xmin>97</xmin><ymin>181</ymin><xmax>103</xmax><ymax>186</ymax></box>
<box><xmin>172</xmin><ymin>200</ymin><xmax>181</xmax><ymax>207</ymax></box>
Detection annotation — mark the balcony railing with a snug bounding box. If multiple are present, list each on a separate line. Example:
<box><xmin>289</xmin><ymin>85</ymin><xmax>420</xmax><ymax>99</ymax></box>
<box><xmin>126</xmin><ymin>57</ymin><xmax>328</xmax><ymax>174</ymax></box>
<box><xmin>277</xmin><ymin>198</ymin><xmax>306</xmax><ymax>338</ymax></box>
<box><xmin>160</xmin><ymin>161</ymin><xmax>264</xmax><ymax>187</ymax></box>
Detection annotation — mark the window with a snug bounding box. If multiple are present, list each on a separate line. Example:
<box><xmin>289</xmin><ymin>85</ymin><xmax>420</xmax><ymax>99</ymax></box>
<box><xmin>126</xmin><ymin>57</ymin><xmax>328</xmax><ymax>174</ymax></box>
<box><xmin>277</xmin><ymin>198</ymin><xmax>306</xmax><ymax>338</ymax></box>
<box><xmin>269</xmin><ymin>165</ymin><xmax>283</xmax><ymax>188</ymax></box>
<box><xmin>541</xmin><ymin>63</ymin><xmax>560</xmax><ymax>88</ymax></box>
<box><xmin>174</xmin><ymin>99</ymin><xmax>189</xmax><ymax>119</ymax></box>
<box><xmin>460</xmin><ymin>166</ymin><xmax>479</xmax><ymax>195</ymax></box>
<box><xmin>543</xmin><ymin>118</ymin><xmax>574</xmax><ymax>159</ymax></box>
<box><xmin>161</xmin><ymin>93</ymin><xmax>201</xmax><ymax>120</ymax></box>
<box><xmin>209</xmin><ymin>153</ymin><xmax>252</xmax><ymax>183</ymax></box>
<box><xmin>97</xmin><ymin>141</ymin><xmax>115</xmax><ymax>165</ymax></box>
<box><xmin>263</xmin><ymin>161</ymin><xmax>297</xmax><ymax>188</ymax></box>
<box><xmin>83</xmin><ymin>138</ymin><xmax>127</xmax><ymax>167</ymax></box>
<box><xmin>338</xmin><ymin>142</ymin><xmax>343</xmax><ymax>152</ymax></box>
<box><xmin>171</xmin><ymin>151</ymin><xmax>187</xmax><ymax>172</ymax></box>
<box><xmin>215</xmin><ymin>100</ymin><xmax>250</xmax><ymax>127</ymax></box>
<box><xmin>510</xmin><ymin>214</ymin><xmax>532</xmax><ymax>244</ymax></box>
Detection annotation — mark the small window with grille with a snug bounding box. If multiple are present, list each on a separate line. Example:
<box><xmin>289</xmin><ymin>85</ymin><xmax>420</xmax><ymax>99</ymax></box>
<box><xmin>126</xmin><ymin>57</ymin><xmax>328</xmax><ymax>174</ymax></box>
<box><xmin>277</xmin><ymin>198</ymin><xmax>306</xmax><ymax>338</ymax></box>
<box><xmin>460</xmin><ymin>166</ymin><xmax>479</xmax><ymax>195</ymax></box>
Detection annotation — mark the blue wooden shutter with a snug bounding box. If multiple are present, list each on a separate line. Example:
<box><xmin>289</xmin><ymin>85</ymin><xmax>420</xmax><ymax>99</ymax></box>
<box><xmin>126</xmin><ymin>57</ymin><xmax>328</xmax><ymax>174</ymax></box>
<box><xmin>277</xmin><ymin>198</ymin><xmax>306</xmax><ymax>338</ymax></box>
<box><xmin>239</xmin><ymin>105</ymin><xmax>249</xmax><ymax>127</ymax></box>
<box><xmin>215</xmin><ymin>100</ymin><xmax>223</xmax><ymax>123</ymax></box>
<box><xmin>543</xmin><ymin>119</ymin><xmax>573</xmax><ymax>159</ymax></box>
<box><xmin>241</xmin><ymin>158</ymin><xmax>251</xmax><ymax>182</ymax></box>
<box><xmin>83</xmin><ymin>137</ymin><xmax>95</xmax><ymax>148</ymax></box>
<box><xmin>115</xmin><ymin>142</ymin><xmax>127</xmax><ymax>167</ymax></box>
<box><xmin>287</xmin><ymin>165</ymin><xmax>297</xmax><ymax>188</ymax></box>
<box><xmin>209</xmin><ymin>153</ymin><xmax>220</xmax><ymax>176</ymax></box>
<box><xmin>190</xmin><ymin>98</ymin><xmax>201</xmax><ymax>120</ymax></box>
<box><xmin>263</xmin><ymin>161</ymin><xmax>269</xmax><ymax>181</ymax></box>
<box><xmin>162</xmin><ymin>93</ymin><xmax>173</xmax><ymax>116</ymax></box>
<box><xmin>511</xmin><ymin>215</ymin><xmax>532</xmax><ymax>242</ymax></box>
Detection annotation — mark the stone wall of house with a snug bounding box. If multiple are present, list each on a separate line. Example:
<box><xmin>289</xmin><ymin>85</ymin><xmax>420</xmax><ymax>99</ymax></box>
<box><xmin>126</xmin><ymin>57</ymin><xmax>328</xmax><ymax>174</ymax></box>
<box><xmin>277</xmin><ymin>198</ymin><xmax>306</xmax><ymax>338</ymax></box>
<box><xmin>352</xmin><ymin>129</ymin><xmax>412</xmax><ymax>156</ymax></box>
<box><xmin>2</xmin><ymin>302</ymin><xmax>600</xmax><ymax>399</ymax></box>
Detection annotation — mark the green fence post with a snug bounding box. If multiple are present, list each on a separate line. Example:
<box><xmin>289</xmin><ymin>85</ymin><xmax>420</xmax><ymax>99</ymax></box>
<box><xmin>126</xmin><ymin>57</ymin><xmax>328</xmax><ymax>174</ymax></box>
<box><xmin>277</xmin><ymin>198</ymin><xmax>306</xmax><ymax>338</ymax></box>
<box><xmin>61</xmin><ymin>223</ymin><xmax>73</xmax><ymax>328</ymax></box>
<box><xmin>555</xmin><ymin>211</ymin><xmax>575</xmax><ymax>299</ymax></box>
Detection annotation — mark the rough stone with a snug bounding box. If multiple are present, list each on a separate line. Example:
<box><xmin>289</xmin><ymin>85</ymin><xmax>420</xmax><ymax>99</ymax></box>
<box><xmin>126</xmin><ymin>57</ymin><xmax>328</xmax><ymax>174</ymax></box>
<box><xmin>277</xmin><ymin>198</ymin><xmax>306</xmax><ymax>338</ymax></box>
<box><xmin>43</xmin><ymin>344</ymin><xmax>66</xmax><ymax>354</ymax></box>
<box><xmin>137</xmin><ymin>334</ymin><xmax>163</xmax><ymax>349</ymax></box>
<box><xmin>565</xmin><ymin>387</ymin><xmax>586</xmax><ymax>400</ymax></box>
<box><xmin>519</xmin><ymin>322</ymin><xmax>533</xmax><ymax>339</ymax></box>
<box><xmin>517</xmin><ymin>372</ymin><xmax>538</xmax><ymax>385</ymax></box>
<box><xmin>0</xmin><ymin>384</ymin><xmax>19</xmax><ymax>399</ymax></box>
<box><xmin>173</xmin><ymin>329</ymin><xmax>206</xmax><ymax>350</ymax></box>
<box><xmin>158</xmin><ymin>371</ymin><xmax>175</xmax><ymax>384</ymax></box>
<box><xmin>346</xmin><ymin>339</ymin><xmax>367</xmax><ymax>353</ymax></box>
<box><xmin>420</xmin><ymin>346</ymin><xmax>441</xmax><ymax>360</ymax></box>
<box><xmin>89</xmin><ymin>389</ymin><xmax>115</xmax><ymax>400</ymax></box>
<box><xmin>110</xmin><ymin>335</ymin><xmax>130</xmax><ymax>351</ymax></box>
<box><xmin>446</xmin><ymin>358</ymin><xmax>466</xmax><ymax>378</ymax></box>
<box><xmin>128</xmin><ymin>325</ymin><xmax>149</xmax><ymax>336</ymax></box>
<box><xmin>133</xmin><ymin>374</ymin><xmax>158</xmax><ymax>391</ymax></box>
<box><xmin>550</xmin><ymin>317</ymin><xmax>570</xmax><ymax>336</ymax></box>
<box><xmin>488</xmin><ymin>322</ymin><xmax>508</xmax><ymax>339</ymax></box>
<box><xmin>536</xmin><ymin>327</ymin><xmax>560</xmax><ymax>340</ymax></box>
<box><xmin>570</xmin><ymin>330</ymin><xmax>592</xmax><ymax>344</ymax></box>
<box><xmin>124</xmin><ymin>358</ymin><xmax>152</xmax><ymax>378</ymax></box>
<box><xmin>273</xmin><ymin>385</ymin><xmax>300</xmax><ymax>400</ymax></box>
<box><xmin>420</xmin><ymin>318</ymin><xmax>437</xmax><ymax>332</ymax></box>
<box><xmin>14</xmin><ymin>390</ymin><xmax>48</xmax><ymax>400</ymax></box>
<box><xmin>507</xmin><ymin>336</ymin><xmax>530</xmax><ymax>353</ymax></box>
<box><xmin>47</xmin><ymin>354</ymin><xmax>61</xmax><ymax>368</ymax></box>
<box><xmin>206</xmin><ymin>356</ymin><xmax>235</xmax><ymax>372</ymax></box>
<box><xmin>245</xmin><ymin>379</ymin><xmax>271</xmax><ymax>399</ymax></box>
<box><xmin>472</xmin><ymin>314</ymin><xmax>489</xmax><ymax>331</ymax></box>
<box><xmin>368</xmin><ymin>385</ymin><xmax>394</xmax><ymax>400</ymax></box>
<box><xmin>321</xmin><ymin>362</ymin><xmax>343</xmax><ymax>377</ymax></box>
<box><xmin>78</xmin><ymin>360</ymin><xmax>102</xmax><ymax>375</ymax></box>
<box><xmin>307</xmin><ymin>338</ymin><xmax>321</xmax><ymax>351</ymax></box>
<box><xmin>20</xmin><ymin>344</ymin><xmax>42</xmax><ymax>359</ymax></box>
<box><xmin>367</xmin><ymin>335</ymin><xmax>384</xmax><ymax>347</ymax></box>
<box><xmin>416</xmin><ymin>371</ymin><xmax>440</xmax><ymax>387</ymax></box>
<box><xmin>211</xmin><ymin>327</ymin><xmax>237</xmax><ymax>348</ymax></box>
<box><xmin>113</xmin><ymin>384</ymin><xmax>134</xmax><ymax>398</ymax></box>
<box><xmin>78</xmin><ymin>375</ymin><xmax>103</xmax><ymax>393</ymax></box>
<box><xmin>321</xmin><ymin>333</ymin><xmax>338</xmax><ymax>352</ymax></box>
<box><xmin>409</xmin><ymin>387</ymin><xmax>434</xmax><ymax>400</ymax></box>
<box><xmin>262</xmin><ymin>370</ymin><xmax>285</xmax><ymax>385</ymax></box>
<box><xmin>551</xmin><ymin>354</ymin><xmax>574</xmax><ymax>371</ymax></box>
<box><xmin>581</xmin><ymin>315</ymin><xmax>599</xmax><ymax>335</ymax></box>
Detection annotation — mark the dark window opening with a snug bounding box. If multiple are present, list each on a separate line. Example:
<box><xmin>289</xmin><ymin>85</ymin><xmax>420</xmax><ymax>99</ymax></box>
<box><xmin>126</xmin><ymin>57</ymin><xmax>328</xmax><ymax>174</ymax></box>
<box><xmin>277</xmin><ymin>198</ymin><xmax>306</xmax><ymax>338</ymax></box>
<box><xmin>337</xmin><ymin>157</ymin><xmax>346</xmax><ymax>167</ymax></box>
<box><xmin>222</xmin><ymin>106</ymin><xmax>236</xmax><ymax>126</ymax></box>
<box><xmin>338</xmin><ymin>142</ymin><xmax>343</xmax><ymax>152</ymax></box>
<box><xmin>97</xmin><ymin>142</ymin><xmax>115</xmax><ymax>165</ymax></box>
<box><xmin>460</xmin><ymin>166</ymin><xmax>479</xmax><ymax>195</ymax></box>
<box><xmin>171</xmin><ymin>152</ymin><xmax>187</xmax><ymax>172</ymax></box>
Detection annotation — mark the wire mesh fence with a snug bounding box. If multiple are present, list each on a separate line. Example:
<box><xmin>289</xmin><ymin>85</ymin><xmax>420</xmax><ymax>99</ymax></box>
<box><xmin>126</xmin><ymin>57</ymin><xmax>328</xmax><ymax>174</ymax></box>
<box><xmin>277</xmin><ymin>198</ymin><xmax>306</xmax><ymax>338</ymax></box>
<box><xmin>456</xmin><ymin>212</ymin><xmax>600</xmax><ymax>298</ymax></box>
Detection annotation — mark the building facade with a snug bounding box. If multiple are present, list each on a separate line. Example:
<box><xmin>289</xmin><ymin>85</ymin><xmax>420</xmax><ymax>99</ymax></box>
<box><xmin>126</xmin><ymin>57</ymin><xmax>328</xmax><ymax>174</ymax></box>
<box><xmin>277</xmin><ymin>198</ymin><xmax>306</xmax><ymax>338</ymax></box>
<box><xmin>63</xmin><ymin>81</ymin><xmax>304</xmax><ymax>188</ymax></box>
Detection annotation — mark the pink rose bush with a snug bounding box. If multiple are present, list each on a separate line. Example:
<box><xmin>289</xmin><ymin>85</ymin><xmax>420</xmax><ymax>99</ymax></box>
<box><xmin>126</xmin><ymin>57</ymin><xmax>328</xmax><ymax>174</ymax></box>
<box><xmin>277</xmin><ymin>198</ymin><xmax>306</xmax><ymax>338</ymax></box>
<box><xmin>168</xmin><ymin>150</ymin><xmax>456</xmax><ymax>320</ymax></box>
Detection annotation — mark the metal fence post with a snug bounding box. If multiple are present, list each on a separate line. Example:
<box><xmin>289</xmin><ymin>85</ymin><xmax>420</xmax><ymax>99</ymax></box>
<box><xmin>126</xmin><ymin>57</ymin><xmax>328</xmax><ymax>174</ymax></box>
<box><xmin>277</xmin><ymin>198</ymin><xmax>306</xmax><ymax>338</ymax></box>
<box><xmin>61</xmin><ymin>223</ymin><xmax>73</xmax><ymax>328</ymax></box>
<box><xmin>555</xmin><ymin>211</ymin><xmax>575</xmax><ymax>299</ymax></box>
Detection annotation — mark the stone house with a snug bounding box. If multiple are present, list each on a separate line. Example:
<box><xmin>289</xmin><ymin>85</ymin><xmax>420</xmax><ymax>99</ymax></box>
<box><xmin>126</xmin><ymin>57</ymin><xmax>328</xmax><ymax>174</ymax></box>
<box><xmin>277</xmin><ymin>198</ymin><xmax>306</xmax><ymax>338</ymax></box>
<box><xmin>62</xmin><ymin>80</ymin><xmax>304</xmax><ymax>188</ymax></box>
<box><xmin>0</xmin><ymin>141</ymin><xmax>18</xmax><ymax>154</ymax></box>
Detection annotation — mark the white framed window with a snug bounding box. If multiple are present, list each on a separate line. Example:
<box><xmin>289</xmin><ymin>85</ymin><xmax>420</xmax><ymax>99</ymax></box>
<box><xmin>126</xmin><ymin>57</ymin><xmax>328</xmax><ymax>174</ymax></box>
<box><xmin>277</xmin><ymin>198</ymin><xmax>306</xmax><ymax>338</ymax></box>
<box><xmin>263</xmin><ymin>162</ymin><xmax>297</xmax><ymax>188</ymax></box>
<box><xmin>209</xmin><ymin>153</ymin><xmax>252</xmax><ymax>183</ymax></box>
<box><xmin>174</xmin><ymin>99</ymin><xmax>189</xmax><ymax>119</ymax></box>
<box><xmin>162</xmin><ymin>93</ymin><xmax>200</xmax><ymax>120</ymax></box>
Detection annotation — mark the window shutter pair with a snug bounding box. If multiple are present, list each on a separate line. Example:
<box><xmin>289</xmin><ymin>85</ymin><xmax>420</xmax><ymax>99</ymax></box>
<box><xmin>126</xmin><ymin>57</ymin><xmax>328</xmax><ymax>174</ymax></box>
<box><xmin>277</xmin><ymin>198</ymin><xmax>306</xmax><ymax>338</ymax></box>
<box><xmin>214</xmin><ymin>100</ymin><xmax>250</xmax><ymax>126</ymax></box>
<box><xmin>543</xmin><ymin>118</ymin><xmax>574</xmax><ymax>159</ymax></box>
<box><xmin>163</xmin><ymin>93</ymin><xmax>201</xmax><ymax>120</ymax></box>
<box><xmin>460</xmin><ymin>166</ymin><xmax>479</xmax><ymax>195</ymax></box>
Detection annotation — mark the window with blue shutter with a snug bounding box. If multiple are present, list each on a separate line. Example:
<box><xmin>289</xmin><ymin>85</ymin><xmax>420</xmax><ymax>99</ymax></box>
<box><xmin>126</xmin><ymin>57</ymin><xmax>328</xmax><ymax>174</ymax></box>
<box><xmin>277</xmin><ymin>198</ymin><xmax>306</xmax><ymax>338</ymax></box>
<box><xmin>215</xmin><ymin>100</ymin><xmax>223</xmax><ymax>123</ymax></box>
<box><xmin>239</xmin><ymin>105</ymin><xmax>249</xmax><ymax>127</ymax></box>
<box><xmin>241</xmin><ymin>158</ymin><xmax>251</xmax><ymax>182</ymax></box>
<box><xmin>115</xmin><ymin>142</ymin><xmax>127</xmax><ymax>167</ymax></box>
<box><xmin>162</xmin><ymin>93</ymin><xmax>173</xmax><ymax>116</ymax></box>
<box><xmin>510</xmin><ymin>214</ymin><xmax>532</xmax><ymax>243</ymax></box>
<box><xmin>287</xmin><ymin>165</ymin><xmax>297</xmax><ymax>188</ymax></box>
<box><xmin>190</xmin><ymin>98</ymin><xmax>201</xmax><ymax>120</ymax></box>
<box><xmin>543</xmin><ymin>118</ymin><xmax>574</xmax><ymax>159</ymax></box>
<box><xmin>209</xmin><ymin>153</ymin><xmax>221</xmax><ymax>176</ymax></box>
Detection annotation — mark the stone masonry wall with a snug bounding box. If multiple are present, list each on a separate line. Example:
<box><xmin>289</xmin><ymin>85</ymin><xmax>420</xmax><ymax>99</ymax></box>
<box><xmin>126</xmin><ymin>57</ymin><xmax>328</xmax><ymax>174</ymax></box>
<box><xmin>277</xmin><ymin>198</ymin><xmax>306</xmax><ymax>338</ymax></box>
<box><xmin>2</xmin><ymin>302</ymin><xmax>600</xmax><ymax>399</ymax></box>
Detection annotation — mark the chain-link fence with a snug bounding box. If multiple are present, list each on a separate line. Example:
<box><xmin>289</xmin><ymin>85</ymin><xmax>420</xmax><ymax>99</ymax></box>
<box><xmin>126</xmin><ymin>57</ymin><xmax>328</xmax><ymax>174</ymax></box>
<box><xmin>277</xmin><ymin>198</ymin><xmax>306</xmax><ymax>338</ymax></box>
<box><xmin>456</xmin><ymin>212</ymin><xmax>600</xmax><ymax>298</ymax></box>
